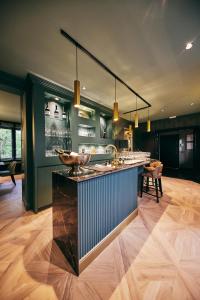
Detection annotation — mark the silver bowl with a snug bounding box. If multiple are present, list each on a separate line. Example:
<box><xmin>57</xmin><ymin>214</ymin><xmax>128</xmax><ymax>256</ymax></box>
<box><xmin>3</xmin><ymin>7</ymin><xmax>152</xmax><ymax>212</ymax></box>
<box><xmin>56</xmin><ymin>149</ymin><xmax>91</xmax><ymax>176</ymax></box>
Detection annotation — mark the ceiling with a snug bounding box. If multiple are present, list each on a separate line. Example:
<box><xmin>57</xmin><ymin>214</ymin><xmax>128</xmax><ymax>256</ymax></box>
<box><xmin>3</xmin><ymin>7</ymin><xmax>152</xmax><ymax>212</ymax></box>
<box><xmin>0</xmin><ymin>90</ymin><xmax>21</xmax><ymax>122</ymax></box>
<box><xmin>0</xmin><ymin>0</ymin><xmax>200</xmax><ymax>121</ymax></box>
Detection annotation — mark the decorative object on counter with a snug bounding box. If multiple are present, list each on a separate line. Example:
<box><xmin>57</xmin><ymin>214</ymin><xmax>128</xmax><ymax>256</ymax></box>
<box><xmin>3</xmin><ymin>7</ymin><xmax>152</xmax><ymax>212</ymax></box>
<box><xmin>74</xmin><ymin>46</ymin><xmax>80</xmax><ymax>108</ymax></box>
<box><xmin>134</xmin><ymin>95</ymin><xmax>139</xmax><ymax>128</ymax></box>
<box><xmin>56</xmin><ymin>149</ymin><xmax>91</xmax><ymax>176</ymax></box>
<box><xmin>113</xmin><ymin>78</ymin><xmax>119</xmax><ymax>122</ymax></box>
<box><xmin>105</xmin><ymin>144</ymin><xmax>118</xmax><ymax>158</ymax></box>
<box><xmin>147</xmin><ymin>107</ymin><xmax>151</xmax><ymax>132</ymax></box>
<box><xmin>124</xmin><ymin>119</ymin><xmax>133</xmax><ymax>151</ymax></box>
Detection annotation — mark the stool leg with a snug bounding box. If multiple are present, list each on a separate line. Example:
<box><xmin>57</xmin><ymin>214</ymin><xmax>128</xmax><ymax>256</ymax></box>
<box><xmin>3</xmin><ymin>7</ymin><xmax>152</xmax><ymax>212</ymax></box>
<box><xmin>140</xmin><ymin>176</ymin><xmax>144</xmax><ymax>197</ymax></box>
<box><xmin>155</xmin><ymin>179</ymin><xmax>159</xmax><ymax>203</ymax></box>
<box><xmin>11</xmin><ymin>174</ymin><xmax>16</xmax><ymax>185</ymax></box>
<box><xmin>158</xmin><ymin>178</ymin><xmax>163</xmax><ymax>196</ymax></box>
<box><xmin>146</xmin><ymin>177</ymin><xmax>149</xmax><ymax>192</ymax></box>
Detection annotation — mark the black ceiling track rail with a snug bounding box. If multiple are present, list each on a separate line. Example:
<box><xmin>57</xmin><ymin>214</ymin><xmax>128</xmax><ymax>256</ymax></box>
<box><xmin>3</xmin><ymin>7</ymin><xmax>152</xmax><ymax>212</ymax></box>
<box><xmin>60</xmin><ymin>29</ymin><xmax>151</xmax><ymax>113</ymax></box>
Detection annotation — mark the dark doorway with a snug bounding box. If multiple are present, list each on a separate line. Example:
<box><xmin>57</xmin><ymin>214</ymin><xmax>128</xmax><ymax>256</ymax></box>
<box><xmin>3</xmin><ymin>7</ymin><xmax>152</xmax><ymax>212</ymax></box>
<box><xmin>160</xmin><ymin>134</ymin><xmax>179</xmax><ymax>169</ymax></box>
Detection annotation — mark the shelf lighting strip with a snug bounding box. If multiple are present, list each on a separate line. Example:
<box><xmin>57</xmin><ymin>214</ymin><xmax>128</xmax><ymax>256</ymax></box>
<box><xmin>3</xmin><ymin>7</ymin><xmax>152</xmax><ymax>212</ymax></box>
<box><xmin>60</xmin><ymin>29</ymin><xmax>151</xmax><ymax>113</ymax></box>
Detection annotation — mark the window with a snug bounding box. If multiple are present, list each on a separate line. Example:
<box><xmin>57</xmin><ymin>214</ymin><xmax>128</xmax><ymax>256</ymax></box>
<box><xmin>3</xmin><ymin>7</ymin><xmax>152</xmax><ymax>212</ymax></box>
<box><xmin>15</xmin><ymin>129</ymin><xmax>21</xmax><ymax>158</ymax></box>
<box><xmin>0</xmin><ymin>123</ymin><xmax>21</xmax><ymax>160</ymax></box>
<box><xmin>0</xmin><ymin>128</ymin><xmax>12</xmax><ymax>159</ymax></box>
<box><xmin>186</xmin><ymin>133</ymin><xmax>194</xmax><ymax>150</ymax></box>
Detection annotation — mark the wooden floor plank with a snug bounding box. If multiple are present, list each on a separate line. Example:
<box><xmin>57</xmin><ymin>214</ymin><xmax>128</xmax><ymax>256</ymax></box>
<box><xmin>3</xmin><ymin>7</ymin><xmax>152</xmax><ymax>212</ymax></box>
<box><xmin>0</xmin><ymin>176</ymin><xmax>200</xmax><ymax>299</ymax></box>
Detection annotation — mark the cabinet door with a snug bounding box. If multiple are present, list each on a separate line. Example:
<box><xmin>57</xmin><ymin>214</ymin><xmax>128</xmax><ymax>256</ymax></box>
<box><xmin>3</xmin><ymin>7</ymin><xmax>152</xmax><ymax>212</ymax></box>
<box><xmin>37</xmin><ymin>165</ymin><xmax>68</xmax><ymax>209</ymax></box>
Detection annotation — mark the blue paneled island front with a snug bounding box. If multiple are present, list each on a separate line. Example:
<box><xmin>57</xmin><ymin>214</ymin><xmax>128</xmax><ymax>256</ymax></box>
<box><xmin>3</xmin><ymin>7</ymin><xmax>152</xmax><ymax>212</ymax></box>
<box><xmin>52</xmin><ymin>161</ymin><xmax>147</xmax><ymax>275</ymax></box>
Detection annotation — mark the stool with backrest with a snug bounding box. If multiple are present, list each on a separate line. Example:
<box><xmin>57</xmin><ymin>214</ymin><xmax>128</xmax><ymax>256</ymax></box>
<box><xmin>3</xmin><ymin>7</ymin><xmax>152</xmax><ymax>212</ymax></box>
<box><xmin>0</xmin><ymin>161</ymin><xmax>17</xmax><ymax>185</ymax></box>
<box><xmin>140</xmin><ymin>161</ymin><xmax>163</xmax><ymax>203</ymax></box>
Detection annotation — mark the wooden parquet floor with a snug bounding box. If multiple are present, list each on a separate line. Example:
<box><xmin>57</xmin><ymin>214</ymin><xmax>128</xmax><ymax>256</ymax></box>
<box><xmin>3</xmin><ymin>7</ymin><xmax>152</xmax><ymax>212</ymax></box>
<box><xmin>0</xmin><ymin>176</ymin><xmax>200</xmax><ymax>300</ymax></box>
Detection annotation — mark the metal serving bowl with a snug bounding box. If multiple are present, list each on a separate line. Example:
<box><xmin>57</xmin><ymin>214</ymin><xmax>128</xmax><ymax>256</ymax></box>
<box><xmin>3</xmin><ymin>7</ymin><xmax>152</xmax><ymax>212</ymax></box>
<box><xmin>55</xmin><ymin>149</ymin><xmax>91</xmax><ymax>176</ymax></box>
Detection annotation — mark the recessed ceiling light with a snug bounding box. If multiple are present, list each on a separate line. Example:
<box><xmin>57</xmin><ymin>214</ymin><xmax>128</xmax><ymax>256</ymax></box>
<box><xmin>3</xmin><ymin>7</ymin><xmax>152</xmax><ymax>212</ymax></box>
<box><xmin>55</xmin><ymin>97</ymin><xmax>59</xmax><ymax>101</ymax></box>
<box><xmin>186</xmin><ymin>42</ymin><xmax>193</xmax><ymax>50</ymax></box>
<box><xmin>190</xmin><ymin>102</ymin><xmax>194</xmax><ymax>106</ymax></box>
<box><xmin>169</xmin><ymin>115</ymin><xmax>176</xmax><ymax>119</ymax></box>
<box><xmin>82</xmin><ymin>86</ymin><xmax>86</xmax><ymax>90</ymax></box>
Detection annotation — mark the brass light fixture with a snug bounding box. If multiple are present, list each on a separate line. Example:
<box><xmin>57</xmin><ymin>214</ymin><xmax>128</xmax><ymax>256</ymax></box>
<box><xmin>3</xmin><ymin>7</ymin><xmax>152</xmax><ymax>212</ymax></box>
<box><xmin>113</xmin><ymin>78</ymin><xmax>119</xmax><ymax>122</ymax></box>
<box><xmin>61</xmin><ymin>30</ymin><xmax>152</xmax><ymax>118</ymax></box>
<box><xmin>134</xmin><ymin>96</ymin><xmax>139</xmax><ymax>128</ymax></box>
<box><xmin>74</xmin><ymin>46</ymin><xmax>80</xmax><ymax>107</ymax></box>
<box><xmin>147</xmin><ymin>108</ymin><xmax>151</xmax><ymax>132</ymax></box>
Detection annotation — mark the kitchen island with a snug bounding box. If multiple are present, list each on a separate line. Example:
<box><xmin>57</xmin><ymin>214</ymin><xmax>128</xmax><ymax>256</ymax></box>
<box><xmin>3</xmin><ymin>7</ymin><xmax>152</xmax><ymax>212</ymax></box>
<box><xmin>52</xmin><ymin>161</ymin><xmax>148</xmax><ymax>275</ymax></box>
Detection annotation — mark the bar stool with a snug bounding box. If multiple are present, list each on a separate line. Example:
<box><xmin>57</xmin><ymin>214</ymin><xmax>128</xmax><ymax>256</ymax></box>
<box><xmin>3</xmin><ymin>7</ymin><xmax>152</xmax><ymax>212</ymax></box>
<box><xmin>140</xmin><ymin>162</ymin><xmax>163</xmax><ymax>203</ymax></box>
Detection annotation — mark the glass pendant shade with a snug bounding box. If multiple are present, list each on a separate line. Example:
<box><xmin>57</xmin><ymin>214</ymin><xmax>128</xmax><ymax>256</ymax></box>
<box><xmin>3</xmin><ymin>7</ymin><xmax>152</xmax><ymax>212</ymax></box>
<box><xmin>129</xmin><ymin>124</ymin><xmax>132</xmax><ymax>132</ymax></box>
<box><xmin>54</xmin><ymin>105</ymin><xmax>59</xmax><ymax>118</ymax></box>
<box><xmin>113</xmin><ymin>101</ymin><xmax>119</xmax><ymax>121</ymax></box>
<box><xmin>147</xmin><ymin>119</ymin><xmax>151</xmax><ymax>132</ymax></box>
<box><xmin>62</xmin><ymin>106</ymin><xmax>66</xmax><ymax>119</ymax></box>
<box><xmin>74</xmin><ymin>80</ymin><xmax>80</xmax><ymax>107</ymax></box>
<box><xmin>45</xmin><ymin>103</ymin><xmax>50</xmax><ymax>116</ymax></box>
<box><xmin>134</xmin><ymin>112</ymin><xmax>139</xmax><ymax>128</ymax></box>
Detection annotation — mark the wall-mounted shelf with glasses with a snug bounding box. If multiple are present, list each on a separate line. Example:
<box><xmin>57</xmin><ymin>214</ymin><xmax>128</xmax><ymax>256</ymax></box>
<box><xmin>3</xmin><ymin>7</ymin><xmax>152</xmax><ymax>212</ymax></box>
<box><xmin>78</xmin><ymin>143</ymin><xmax>108</xmax><ymax>154</ymax></box>
<box><xmin>78</xmin><ymin>124</ymin><xmax>96</xmax><ymax>138</ymax></box>
<box><xmin>44</xmin><ymin>92</ymin><xmax>72</xmax><ymax>157</ymax></box>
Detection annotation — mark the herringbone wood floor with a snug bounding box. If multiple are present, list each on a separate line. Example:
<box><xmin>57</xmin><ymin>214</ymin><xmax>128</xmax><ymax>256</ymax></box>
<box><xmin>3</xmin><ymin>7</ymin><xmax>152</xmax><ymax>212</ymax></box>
<box><xmin>0</xmin><ymin>176</ymin><xmax>200</xmax><ymax>300</ymax></box>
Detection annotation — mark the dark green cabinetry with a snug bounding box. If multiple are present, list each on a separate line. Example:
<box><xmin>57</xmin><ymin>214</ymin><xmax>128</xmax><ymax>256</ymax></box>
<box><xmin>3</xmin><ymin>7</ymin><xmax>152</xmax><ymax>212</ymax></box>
<box><xmin>24</xmin><ymin>74</ymin><xmax>132</xmax><ymax>212</ymax></box>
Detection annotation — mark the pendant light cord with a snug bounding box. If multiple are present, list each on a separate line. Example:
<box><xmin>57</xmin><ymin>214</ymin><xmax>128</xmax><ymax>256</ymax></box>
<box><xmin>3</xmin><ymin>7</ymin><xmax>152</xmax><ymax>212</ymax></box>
<box><xmin>136</xmin><ymin>96</ymin><xmax>137</xmax><ymax>110</ymax></box>
<box><xmin>76</xmin><ymin>46</ymin><xmax>78</xmax><ymax>80</ymax></box>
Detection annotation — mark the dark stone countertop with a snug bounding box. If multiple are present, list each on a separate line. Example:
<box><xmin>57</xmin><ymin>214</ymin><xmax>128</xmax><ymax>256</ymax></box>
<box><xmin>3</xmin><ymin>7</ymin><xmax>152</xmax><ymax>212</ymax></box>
<box><xmin>53</xmin><ymin>160</ymin><xmax>150</xmax><ymax>183</ymax></box>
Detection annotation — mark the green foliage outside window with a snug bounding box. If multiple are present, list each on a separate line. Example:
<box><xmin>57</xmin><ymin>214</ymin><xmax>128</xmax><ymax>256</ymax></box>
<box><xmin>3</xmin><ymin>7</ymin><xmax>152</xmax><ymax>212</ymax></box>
<box><xmin>0</xmin><ymin>127</ymin><xmax>21</xmax><ymax>160</ymax></box>
<box><xmin>0</xmin><ymin>128</ymin><xmax>12</xmax><ymax>159</ymax></box>
<box><xmin>16</xmin><ymin>129</ymin><xmax>21</xmax><ymax>158</ymax></box>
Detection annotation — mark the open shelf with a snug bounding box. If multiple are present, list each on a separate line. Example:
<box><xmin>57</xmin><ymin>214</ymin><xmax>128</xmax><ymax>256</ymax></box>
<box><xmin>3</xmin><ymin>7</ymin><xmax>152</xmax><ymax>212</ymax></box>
<box><xmin>100</xmin><ymin>114</ymin><xmax>113</xmax><ymax>139</ymax></box>
<box><xmin>78</xmin><ymin>124</ymin><xmax>96</xmax><ymax>138</ymax></box>
<box><xmin>78</xmin><ymin>143</ymin><xmax>107</xmax><ymax>154</ymax></box>
<box><xmin>78</xmin><ymin>104</ymin><xmax>96</xmax><ymax>120</ymax></box>
<box><xmin>44</xmin><ymin>92</ymin><xmax>72</xmax><ymax>157</ymax></box>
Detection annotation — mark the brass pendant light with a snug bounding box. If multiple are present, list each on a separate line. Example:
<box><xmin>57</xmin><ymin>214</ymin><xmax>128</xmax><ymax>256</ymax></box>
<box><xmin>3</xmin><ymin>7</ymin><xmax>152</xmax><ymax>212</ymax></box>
<box><xmin>147</xmin><ymin>108</ymin><xmax>151</xmax><ymax>132</ymax></box>
<box><xmin>134</xmin><ymin>96</ymin><xmax>139</xmax><ymax>128</ymax></box>
<box><xmin>74</xmin><ymin>46</ymin><xmax>80</xmax><ymax>107</ymax></box>
<box><xmin>113</xmin><ymin>78</ymin><xmax>119</xmax><ymax>122</ymax></box>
